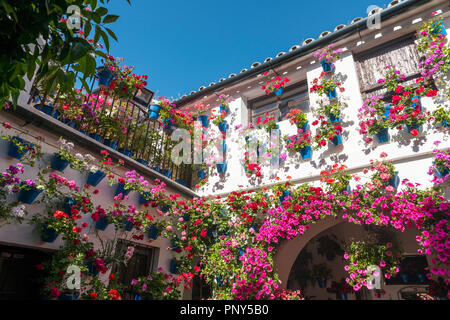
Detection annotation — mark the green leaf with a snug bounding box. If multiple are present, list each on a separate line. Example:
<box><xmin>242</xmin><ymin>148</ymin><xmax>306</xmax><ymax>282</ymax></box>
<box><xmin>100</xmin><ymin>29</ymin><xmax>109</xmax><ymax>52</ymax></box>
<box><xmin>84</xmin><ymin>21</ymin><xmax>92</xmax><ymax>38</ymax></box>
<box><xmin>95</xmin><ymin>7</ymin><xmax>108</xmax><ymax>17</ymax></box>
<box><xmin>105</xmin><ymin>27</ymin><xmax>118</xmax><ymax>42</ymax></box>
<box><xmin>103</xmin><ymin>14</ymin><xmax>119</xmax><ymax>24</ymax></box>
<box><xmin>93</xmin><ymin>25</ymin><xmax>101</xmax><ymax>44</ymax></box>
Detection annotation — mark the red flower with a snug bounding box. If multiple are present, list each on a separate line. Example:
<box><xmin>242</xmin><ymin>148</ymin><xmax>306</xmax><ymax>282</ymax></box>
<box><xmin>392</xmin><ymin>95</ymin><xmax>402</xmax><ymax>104</ymax></box>
<box><xmin>200</xmin><ymin>229</ymin><xmax>207</xmax><ymax>238</ymax></box>
<box><xmin>426</xmin><ymin>90</ymin><xmax>438</xmax><ymax>97</ymax></box>
<box><xmin>410</xmin><ymin>129</ymin><xmax>419</xmax><ymax>136</ymax></box>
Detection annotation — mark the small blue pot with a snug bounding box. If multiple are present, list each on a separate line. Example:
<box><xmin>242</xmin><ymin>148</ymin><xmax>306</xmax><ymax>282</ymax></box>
<box><xmin>406</xmin><ymin>123</ymin><xmax>421</xmax><ymax>135</ymax></box>
<box><xmin>53</xmin><ymin>110</ymin><xmax>61</xmax><ymax>119</ymax></box>
<box><xmin>87</xmin><ymin>261</ymin><xmax>99</xmax><ymax>276</ymax></box>
<box><xmin>160</xmin><ymin>205</ymin><xmax>170</xmax><ymax>213</ymax></box>
<box><xmin>58</xmin><ymin>294</ymin><xmax>79</xmax><ymax>301</ymax></box>
<box><xmin>197</xmin><ymin>169</ymin><xmax>206</xmax><ymax>179</ymax></box>
<box><xmin>383</xmin><ymin>106</ymin><xmax>391</xmax><ymax>119</ymax></box>
<box><xmin>88</xmin><ymin>133</ymin><xmax>103</xmax><ymax>143</ymax></box>
<box><xmin>41</xmin><ymin>224</ymin><xmax>59</xmax><ymax>243</ymax></box>
<box><xmin>95</xmin><ymin>216</ymin><xmax>109</xmax><ymax>231</ymax></box>
<box><xmin>170</xmin><ymin>259</ymin><xmax>179</xmax><ymax>274</ymax></box>
<box><xmin>300</xmin><ymin>146</ymin><xmax>312</xmax><ymax>160</ymax></box>
<box><xmin>400</xmin><ymin>273</ymin><xmax>409</xmax><ymax>283</ymax></box>
<box><xmin>118</xmin><ymin>148</ymin><xmax>133</xmax><ymax>157</ymax></box>
<box><xmin>300</xmin><ymin>121</ymin><xmax>309</xmax><ymax>132</ymax></box>
<box><xmin>8</xmin><ymin>136</ymin><xmax>32</xmax><ymax>159</ymax></box>
<box><xmin>103</xmin><ymin>139</ymin><xmax>118</xmax><ymax>150</ymax></box>
<box><xmin>63</xmin><ymin>198</ymin><xmax>76</xmax><ymax>216</ymax></box>
<box><xmin>163</xmin><ymin>119</ymin><xmax>175</xmax><ymax>131</ymax></box>
<box><xmin>123</xmin><ymin>217</ymin><xmax>133</xmax><ymax>231</ymax></box>
<box><xmin>18</xmin><ymin>186</ymin><xmax>42</xmax><ymax>204</ymax></box>
<box><xmin>133</xmin><ymin>295</ymin><xmax>142</xmax><ymax>300</ymax></box>
<box><xmin>431</xmin><ymin>20</ymin><xmax>447</xmax><ymax>36</ymax></box>
<box><xmin>279</xmin><ymin>190</ymin><xmax>291</xmax><ymax>203</ymax></box>
<box><xmin>171</xmin><ymin>238</ymin><xmax>180</xmax><ymax>252</ymax></box>
<box><xmin>411</xmin><ymin>95</ymin><xmax>422</xmax><ymax>111</ymax></box>
<box><xmin>435</xmin><ymin>166</ymin><xmax>449</xmax><ymax>178</ymax></box>
<box><xmin>218</xmin><ymin>120</ymin><xmax>228</xmax><ymax>133</ymax></box>
<box><xmin>219</xmin><ymin>104</ymin><xmax>230</xmax><ymax>114</ymax></box>
<box><xmin>198</xmin><ymin>115</ymin><xmax>210</xmax><ymax>127</ymax></box>
<box><xmin>152</xmin><ymin>167</ymin><xmax>162</xmax><ymax>173</ymax></box>
<box><xmin>275</xmin><ymin>88</ymin><xmax>284</xmax><ymax>96</ymax></box>
<box><xmin>36</xmin><ymin>104</ymin><xmax>54</xmax><ymax>115</ymax></box>
<box><xmin>97</xmin><ymin>67</ymin><xmax>114</xmax><ymax>88</ymax></box>
<box><xmin>162</xmin><ymin>169</ymin><xmax>172</xmax><ymax>178</ymax></box>
<box><xmin>176</xmin><ymin>179</ymin><xmax>187</xmax><ymax>186</ymax></box>
<box><xmin>328</xmin><ymin>88</ymin><xmax>337</xmax><ymax>100</ymax></box>
<box><xmin>332</xmin><ymin>134</ymin><xmax>343</xmax><ymax>146</ymax></box>
<box><xmin>149</xmin><ymin>104</ymin><xmax>161</xmax><ymax>120</ymax></box>
<box><xmin>417</xmin><ymin>273</ymin><xmax>425</xmax><ymax>283</ymax></box>
<box><xmin>317</xmin><ymin>279</ymin><xmax>327</xmax><ymax>289</ymax></box>
<box><xmin>183</xmin><ymin>215</ymin><xmax>190</xmax><ymax>222</ymax></box>
<box><xmin>217</xmin><ymin>163</ymin><xmax>227</xmax><ymax>174</ymax></box>
<box><xmin>147</xmin><ymin>226</ymin><xmax>159</xmax><ymax>240</ymax></box>
<box><xmin>375</xmin><ymin>127</ymin><xmax>389</xmax><ymax>143</ymax></box>
<box><xmin>50</xmin><ymin>153</ymin><xmax>69</xmax><ymax>172</ymax></box>
<box><xmin>238</xmin><ymin>247</ymin><xmax>245</xmax><ymax>256</ymax></box>
<box><xmin>328</xmin><ymin>111</ymin><xmax>341</xmax><ymax>123</ymax></box>
<box><xmin>139</xmin><ymin>192</ymin><xmax>151</xmax><ymax>204</ymax></box>
<box><xmin>388</xmin><ymin>171</ymin><xmax>399</xmax><ymax>188</ymax></box>
<box><xmin>136</xmin><ymin>159</ymin><xmax>149</xmax><ymax>166</ymax></box>
<box><xmin>87</xmin><ymin>170</ymin><xmax>106</xmax><ymax>187</ymax></box>
<box><xmin>340</xmin><ymin>293</ymin><xmax>348</xmax><ymax>300</ymax></box>
<box><xmin>321</xmin><ymin>60</ymin><xmax>333</xmax><ymax>73</ymax></box>
<box><xmin>115</xmin><ymin>183</ymin><xmax>131</xmax><ymax>197</ymax></box>
<box><xmin>441</xmin><ymin>120</ymin><xmax>449</xmax><ymax>128</ymax></box>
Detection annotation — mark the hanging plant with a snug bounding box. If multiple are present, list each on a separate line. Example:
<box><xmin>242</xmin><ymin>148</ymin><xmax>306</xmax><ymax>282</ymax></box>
<box><xmin>261</xmin><ymin>72</ymin><xmax>290</xmax><ymax>95</ymax></box>
<box><xmin>312</xmin><ymin>116</ymin><xmax>343</xmax><ymax>149</ymax></box>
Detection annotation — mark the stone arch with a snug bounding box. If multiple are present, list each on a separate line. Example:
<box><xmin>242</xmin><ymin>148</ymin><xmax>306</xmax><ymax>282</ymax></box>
<box><xmin>274</xmin><ymin>216</ymin><xmax>345</xmax><ymax>288</ymax></box>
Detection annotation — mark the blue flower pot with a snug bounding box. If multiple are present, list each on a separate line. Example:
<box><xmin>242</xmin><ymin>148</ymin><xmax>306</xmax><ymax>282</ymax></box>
<box><xmin>388</xmin><ymin>171</ymin><xmax>399</xmax><ymax>188</ymax></box>
<box><xmin>275</xmin><ymin>88</ymin><xmax>283</xmax><ymax>96</ymax></box>
<box><xmin>147</xmin><ymin>226</ymin><xmax>159</xmax><ymax>240</ymax></box>
<box><xmin>300</xmin><ymin>145</ymin><xmax>312</xmax><ymax>160</ymax></box>
<box><xmin>238</xmin><ymin>247</ymin><xmax>245</xmax><ymax>256</ymax></box>
<box><xmin>375</xmin><ymin>127</ymin><xmax>389</xmax><ymax>143</ymax></box>
<box><xmin>118</xmin><ymin>148</ymin><xmax>133</xmax><ymax>157</ymax></box>
<box><xmin>383</xmin><ymin>106</ymin><xmax>391</xmax><ymax>119</ymax></box>
<box><xmin>97</xmin><ymin>67</ymin><xmax>114</xmax><ymax>88</ymax></box>
<box><xmin>221</xmin><ymin>141</ymin><xmax>227</xmax><ymax>152</ymax></box>
<box><xmin>321</xmin><ymin>60</ymin><xmax>333</xmax><ymax>73</ymax></box>
<box><xmin>435</xmin><ymin>166</ymin><xmax>449</xmax><ymax>178</ymax></box>
<box><xmin>406</xmin><ymin>123</ymin><xmax>421</xmax><ymax>135</ymax></box>
<box><xmin>197</xmin><ymin>169</ymin><xmax>206</xmax><ymax>179</ymax></box>
<box><xmin>340</xmin><ymin>293</ymin><xmax>348</xmax><ymax>300</ymax></box>
<box><xmin>219</xmin><ymin>105</ymin><xmax>230</xmax><ymax>114</ymax></box>
<box><xmin>217</xmin><ymin>275</ymin><xmax>223</xmax><ymax>286</ymax></box>
<box><xmin>279</xmin><ymin>190</ymin><xmax>290</xmax><ymax>203</ymax></box>
<box><xmin>139</xmin><ymin>192</ymin><xmax>151</xmax><ymax>204</ymax></box>
<box><xmin>53</xmin><ymin>110</ymin><xmax>61</xmax><ymax>119</ymax></box>
<box><xmin>58</xmin><ymin>294</ymin><xmax>79</xmax><ymax>300</ymax></box>
<box><xmin>300</xmin><ymin>121</ymin><xmax>309</xmax><ymax>132</ymax></box>
<box><xmin>133</xmin><ymin>295</ymin><xmax>142</xmax><ymax>300</ymax></box>
<box><xmin>170</xmin><ymin>259</ymin><xmax>179</xmax><ymax>274</ymax></box>
<box><xmin>328</xmin><ymin>111</ymin><xmax>341</xmax><ymax>123</ymax></box>
<box><xmin>95</xmin><ymin>216</ymin><xmax>109</xmax><ymax>231</ymax></box>
<box><xmin>218</xmin><ymin>120</ymin><xmax>228</xmax><ymax>133</ymax></box>
<box><xmin>176</xmin><ymin>179</ymin><xmax>187</xmax><ymax>186</ymax></box>
<box><xmin>103</xmin><ymin>139</ymin><xmax>118</xmax><ymax>150</ymax></box>
<box><xmin>8</xmin><ymin>136</ymin><xmax>32</xmax><ymax>159</ymax></box>
<box><xmin>88</xmin><ymin>134</ymin><xmax>103</xmax><ymax>143</ymax></box>
<box><xmin>136</xmin><ymin>159</ymin><xmax>149</xmax><ymax>166</ymax></box>
<box><xmin>171</xmin><ymin>238</ymin><xmax>180</xmax><ymax>252</ymax></box>
<box><xmin>41</xmin><ymin>224</ymin><xmax>59</xmax><ymax>243</ymax></box>
<box><xmin>417</xmin><ymin>273</ymin><xmax>425</xmax><ymax>283</ymax></box>
<box><xmin>328</xmin><ymin>88</ymin><xmax>337</xmax><ymax>100</ymax></box>
<box><xmin>162</xmin><ymin>169</ymin><xmax>172</xmax><ymax>178</ymax></box>
<box><xmin>152</xmin><ymin>167</ymin><xmax>162</xmax><ymax>173</ymax></box>
<box><xmin>18</xmin><ymin>186</ymin><xmax>42</xmax><ymax>204</ymax></box>
<box><xmin>87</xmin><ymin>170</ymin><xmax>106</xmax><ymax>187</ymax></box>
<box><xmin>332</xmin><ymin>134</ymin><xmax>343</xmax><ymax>146</ymax></box>
<box><xmin>317</xmin><ymin>279</ymin><xmax>327</xmax><ymax>289</ymax></box>
<box><xmin>198</xmin><ymin>115</ymin><xmax>210</xmax><ymax>127</ymax></box>
<box><xmin>345</xmin><ymin>184</ymin><xmax>351</xmax><ymax>193</ymax></box>
<box><xmin>431</xmin><ymin>20</ymin><xmax>447</xmax><ymax>36</ymax></box>
<box><xmin>50</xmin><ymin>153</ymin><xmax>69</xmax><ymax>172</ymax></box>
<box><xmin>160</xmin><ymin>205</ymin><xmax>170</xmax><ymax>213</ymax></box>
<box><xmin>217</xmin><ymin>163</ymin><xmax>227</xmax><ymax>174</ymax></box>
<box><xmin>163</xmin><ymin>119</ymin><xmax>175</xmax><ymax>131</ymax></box>
<box><xmin>149</xmin><ymin>104</ymin><xmax>161</xmax><ymax>120</ymax></box>
<box><xmin>441</xmin><ymin>120</ymin><xmax>449</xmax><ymax>128</ymax></box>
<box><xmin>115</xmin><ymin>183</ymin><xmax>131</xmax><ymax>197</ymax></box>
<box><xmin>63</xmin><ymin>198</ymin><xmax>76</xmax><ymax>216</ymax></box>
<box><xmin>87</xmin><ymin>261</ymin><xmax>99</xmax><ymax>276</ymax></box>
<box><xmin>36</xmin><ymin>104</ymin><xmax>54</xmax><ymax>116</ymax></box>
<box><xmin>183</xmin><ymin>215</ymin><xmax>190</xmax><ymax>222</ymax></box>
<box><xmin>123</xmin><ymin>217</ymin><xmax>133</xmax><ymax>231</ymax></box>
<box><xmin>400</xmin><ymin>273</ymin><xmax>409</xmax><ymax>283</ymax></box>
<box><xmin>411</xmin><ymin>95</ymin><xmax>422</xmax><ymax>111</ymax></box>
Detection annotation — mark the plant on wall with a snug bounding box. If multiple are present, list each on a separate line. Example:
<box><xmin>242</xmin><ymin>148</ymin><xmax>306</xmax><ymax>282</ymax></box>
<box><xmin>261</xmin><ymin>72</ymin><xmax>290</xmax><ymax>95</ymax></box>
<box><xmin>319</xmin><ymin>163</ymin><xmax>352</xmax><ymax>194</ymax></box>
<box><xmin>311</xmin><ymin>116</ymin><xmax>343</xmax><ymax>150</ymax></box>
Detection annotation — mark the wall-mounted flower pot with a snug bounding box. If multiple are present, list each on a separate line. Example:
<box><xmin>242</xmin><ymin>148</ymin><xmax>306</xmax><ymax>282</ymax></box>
<box><xmin>136</xmin><ymin>159</ymin><xmax>149</xmax><ymax>166</ymax></box>
<box><xmin>152</xmin><ymin>167</ymin><xmax>162</xmax><ymax>173</ymax></box>
<box><xmin>216</xmin><ymin>163</ymin><xmax>227</xmax><ymax>174</ymax></box>
<box><xmin>406</xmin><ymin>123</ymin><xmax>421</xmax><ymax>135</ymax></box>
<box><xmin>198</xmin><ymin>115</ymin><xmax>210</xmax><ymax>128</ymax></box>
<box><xmin>331</xmin><ymin>134</ymin><xmax>343</xmax><ymax>146</ymax></box>
<box><xmin>219</xmin><ymin>104</ymin><xmax>230</xmax><ymax>114</ymax></box>
<box><xmin>160</xmin><ymin>205</ymin><xmax>170</xmax><ymax>213</ymax></box>
<box><xmin>300</xmin><ymin>121</ymin><xmax>309</xmax><ymax>132</ymax></box>
<box><xmin>176</xmin><ymin>179</ymin><xmax>187</xmax><ymax>186</ymax></box>
<box><xmin>35</xmin><ymin>104</ymin><xmax>54</xmax><ymax>116</ymax></box>
<box><xmin>238</xmin><ymin>247</ymin><xmax>245</xmax><ymax>257</ymax></box>
<box><xmin>41</xmin><ymin>224</ymin><xmax>59</xmax><ymax>243</ymax></box>
<box><xmin>300</xmin><ymin>146</ymin><xmax>312</xmax><ymax>161</ymax></box>
<box><xmin>87</xmin><ymin>170</ymin><xmax>106</xmax><ymax>187</ymax></box>
<box><xmin>388</xmin><ymin>171</ymin><xmax>399</xmax><ymax>188</ymax></box>
<box><xmin>197</xmin><ymin>169</ymin><xmax>206</xmax><ymax>179</ymax></box>
<box><xmin>139</xmin><ymin>192</ymin><xmax>151</xmax><ymax>204</ymax></box>
<box><xmin>345</xmin><ymin>185</ymin><xmax>351</xmax><ymax>193</ymax></box>
<box><xmin>327</xmin><ymin>88</ymin><xmax>337</xmax><ymax>101</ymax></box>
<box><xmin>88</xmin><ymin>133</ymin><xmax>103</xmax><ymax>143</ymax></box>
<box><xmin>97</xmin><ymin>67</ymin><xmax>114</xmax><ymax>88</ymax></box>
<box><xmin>123</xmin><ymin>217</ymin><xmax>133</xmax><ymax>231</ymax></box>
<box><xmin>133</xmin><ymin>294</ymin><xmax>142</xmax><ymax>300</ymax></box>
<box><xmin>431</xmin><ymin>20</ymin><xmax>447</xmax><ymax>36</ymax></box>
<box><xmin>411</xmin><ymin>95</ymin><xmax>422</xmax><ymax>111</ymax></box>
<box><xmin>162</xmin><ymin>169</ymin><xmax>173</xmax><ymax>179</ymax></box>
<box><xmin>163</xmin><ymin>119</ymin><xmax>175</xmax><ymax>132</ymax></box>
<box><xmin>375</xmin><ymin>127</ymin><xmax>389</xmax><ymax>144</ymax></box>
<box><xmin>95</xmin><ymin>216</ymin><xmax>109</xmax><ymax>231</ymax></box>
<box><xmin>183</xmin><ymin>215</ymin><xmax>190</xmax><ymax>222</ymax></box>
<box><xmin>103</xmin><ymin>139</ymin><xmax>118</xmax><ymax>150</ymax></box>
<box><xmin>317</xmin><ymin>279</ymin><xmax>327</xmax><ymax>288</ymax></box>
<box><xmin>50</xmin><ymin>153</ymin><xmax>69</xmax><ymax>172</ymax></box>
<box><xmin>18</xmin><ymin>186</ymin><xmax>42</xmax><ymax>204</ymax></box>
<box><xmin>8</xmin><ymin>136</ymin><xmax>32</xmax><ymax>159</ymax></box>
<box><xmin>149</xmin><ymin>104</ymin><xmax>161</xmax><ymax>120</ymax></box>
<box><xmin>87</xmin><ymin>261</ymin><xmax>99</xmax><ymax>276</ymax></box>
<box><xmin>147</xmin><ymin>225</ymin><xmax>159</xmax><ymax>240</ymax></box>
<box><xmin>53</xmin><ymin>110</ymin><xmax>60</xmax><ymax>120</ymax></box>
<box><xmin>58</xmin><ymin>293</ymin><xmax>79</xmax><ymax>300</ymax></box>
<box><xmin>435</xmin><ymin>166</ymin><xmax>449</xmax><ymax>178</ymax></box>
<box><xmin>279</xmin><ymin>190</ymin><xmax>290</xmax><ymax>203</ymax></box>
<box><xmin>118</xmin><ymin>148</ymin><xmax>133</xmax><ymax>157</ymax></box>
<box><xmin>275</xmin><ymin>88</ymin><xmax>284</xmax><ymax>96</ymax></box>
<box><xmin>383</xmin><ymin>106</ymin><xmax>391</xmax><ymax>119</ymax></box>
<box><xmin>328</xmin><ymin>111</ymin><xmax>341</xmax><ymax>123</ymax></box>
<box><xmin>170</xmin><ymin>259</ymin><xmax>179</xmax><ymax>274</ymax></box>
<box><xmin>63</xmin><ymin>198</ymin><xmax>76</xmax><ymax>216</ymax></box>
<box><xmin>321</xmin><ymin>60</ymin><xmax>334</xmax><ymax>73</ymax></box>
<box><xmin>218</xmin><ymin>120</ymin><xmax>228</xmax><ymax>133</ymax></box>
<box><xmin>115</xmin><ymin>183</ymin><xmax>131</xmax><ymax>197</ymax></box>
<box><xmin>171</xmin><ymin>238</ymin><xmax>180</xmax><ymax>252</ymax></box>
<box><xmin>417</xmin><ymin>273</ymin><xmax>425</xmax><ymax>283</ymax></box>
<box><xmin>340</xmin><ymin>293</ymin><xmax>348</xmax><ymax>300</ymax></box>
<box><xmin>400</xmin><ymin>273</ymin><xmax>409</xmax><ymax>283</ymax></box>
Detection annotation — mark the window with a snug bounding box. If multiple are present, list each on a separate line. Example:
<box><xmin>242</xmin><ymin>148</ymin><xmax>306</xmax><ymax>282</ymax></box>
<box><xmin>385</xmin><ymin>255</ymin><xmax>430</xmax><ymax>286</ymax></box>
<box><xmin>112</xmin><ymin>240</ymin><xmax>159</xmax><ymax>299</ymax></box>
<box><xmin>249</xmin><ymin>81</ymin><xmax>310</xmax><ymax>124</ymax></box>
<box><xmin>354</xmin><ymin>33</ymin><xmax>422</xmax><ymax>101</ymax></box>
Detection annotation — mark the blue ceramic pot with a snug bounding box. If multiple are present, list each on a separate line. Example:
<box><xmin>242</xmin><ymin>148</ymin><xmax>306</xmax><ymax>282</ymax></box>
<box><xmin>317</xmin><ymin>279</ymin><xmax>327</xmax><ymax>289</ymax></box>
<box><xmin>163</xmin><ymin>119</ymin><xmax>175</xmax><ymax>131</ymax></box>
<box><xmin>170</xmin><ymin>259</ymin><xmax>179</xmax><ymax>274</ymax></box>
<box><xmin>53</xmin><ymin>110</ymin><xmax>60</xmax><ymax>119</ymax></box>
<box><xmin>388</xmin><ymin>171</ymin><xmax>399</xmax><ymax>188</ymax></box>
<box><xmin>411</xmin><ymin>95</ymin><xmax>422</xmax><ymax>111</ymax></box>
<box><xmin>217</xmin><ymin>163</ymin><xmax>227</xmax><ymax>174</ymax></box>
<box><xmin>431</xmin><ymin>20</ymin><xmax>447</xmax><ymax>36</ymax></box>
<box><xmin>279</xmin><ymin>190</ymin><xmax>290</xmax><ymax>203</ymax></box>
<box><xmin>171</xmin><ymin>238</ymin><xmax>181</xmax><ymax>252</ymax></box>
<box><xmin>58</xmin><ymin>293</ymin><xmax>79</xmax><ymax>300</ymax></box>
<box><xmin>147</xmin><ymin>225</ymin><xmax>159</xmax><ymax>240</ymax></box>
<box><xmin>328</xmin><ymin>111</ymin><xmax>341</xmax><ymax>123</ymax></box>
<box><xmin>345</xmin><ymin>185</ymin><xmax>352</xmax><ymax>193</ymax></box>
<box><xmin>400</xmin><ymin>273</ymin><xmax>409</xmax><ymax>283</ymax></box>
<box><xmin>435</xmin><ymin>166</ymin><xmax>449</xmax><ymax>178</ymax></box>
<box><xmin>198</xmin><ymin>115</ymin><xmax>210</xmax><ymax>127</ymax></box>
<box><xmin>340</xmin><ymin>293</ymin><xmax>348</xmax><ymax>300</ymax></box>
<box><xmin>218</xmin><ymin>120</ymin><xmax>228</xmax><ymax>133</ymax></box>
<box><xmin>133</xmin><ymin>295</ymin><xmax>142</xmax><ymax>300</ymax></box>
<box><xmin>332</xmin><ymin>134</ymin><xmax>343</xmax><ymax>146</ymax></box>
<box><xmin>162</xmin><ymin>169</ymin><xmax>173</xmax><ymax>179</ymax></box>
<box><xmin>219</xmin><ymin>104</ymin><xmax>230</xmax><ymax>114</ymax></box>
<box><xmin>238</xmin><ymin>247</ymin><xmax>245</xmax><ymax>256</ymax></box>
<box><xmin>152</xmin><ymin>167</ymin><xmax>162</xmax><ymax>173</ymax></box>
<box><xmin>41</xmin><ymin>224</ymin><xmax>59</xmax><ymax>243</ymax></box>
<box><xmin>300</xmin><ymin>121</ymin><xmax>309</xmax><ymax>132</ymax></box>
<box><xmin>406</xmin><ymin>123</ymin><xmax>421</xmax><ymax>135</ymax></box>
<box><xmin>136</xmin><ymin>159</ymin><xmax>149</xmax><ymax>166</ymax></box>
<box><xmin>63</xmin><ymin>198</ymin><xmax>76</xmax><ymax>216</ymax></box>
<box><xmin>149</xmin><ymin>104</ymin><xmax>161</xmax><ymax>120</ymax></box>
<box><xmin>160</xmin><ymin>205</ymin><xmax>170</xmax><ymax>213</ymax></box>
<box><xmin>176</xmin><ymin>179</ymin><xmax>187</xmax><ymax>186</ymax></box>
<box><xmin>50</xmin><ymin>153</ymin><xmax>69</xmax><ymax>172</ymax></box>
<box><xmin>417</xmin><ymin>273</ymin><xmax>425</xmax><ymax>283</ymax></box>
<box><xmin>328</xmin><ymin>88</ymin><xmax>337</xmax><ymax>100</ymax></box>
<box><xmin>18</xmin><ymin>186</ymin><xmax>42</xmax><ymax>204</ymax></box>
<box><xmin>95</xmin><ymin>216</ymin><xmax>109</xmax><ymax>231</ymax></box>
<box><xmin>115</xmin><ymin>183</ymin><xmax>131</xmax><ymax>197</ymax></box>
<box><xmin>118</xmin><ymin>148</ymin><xmax>133</xmax><ymax>157</ymax></box>
<box><xmin>375</xmin><ymin>127</ymin><xmax>389</xmax><ymax>143</ymax></box>
<box><xmin>275</xmin><ymin>88</ymin><xmax>284</xmax><ymax>96</ymax></box>
<box><xmin>383</xmin><ymin>106</ymin><xmax>391</xmax><ymax>119</ymax></box>
<box><xmin>97</xmin><ymin>67</ymin><xmax>114</xmax><ymax>88</ymax></box>
<box><xmin>123</xmin><ymin>217</ymin><xmax>133</xmax><ymax>231</ymax></box>
<box><xmin>300</xmin><ymin>146</ymin><xmax>312</xmax><ymax>160</ymax></box>
<box><xmin>183</xmin><ymin>215</ymin><xmax>190</xmax><ymax>222</ymax></box>
<box><xmin>8</xmin><ymin>136</ymin><xmax>32</xmax><ymax>159</ymax></box>
<box><xmin>87</xmin><ymin>170</ymin><xmax>106</xmax><ymax>187</ymax></box>
<box><xmin>139</xmin><ymin>192</ymin><xmax>151</xmax><ymax>204</ymax></box>
<box><xmin>103</xmin><ymin>139</ymin><xmax>118</xmax><ymax>150</ymax></box>
<box><xmin>87</xmin><ymin>261</ymin><xmax>99</xmax><ymax>276</ymax></box>
<box><xmin>321</xmin><ymin>60</ymin><xmax>333</xmax><ymax>73</ymax></box>
<box><xmin>197</xmin><ymin>169</ymin><xmax>206</xmax><ymax>179</ymax></box>
<box><xmin>36</xmin><ymin>104</ymin><xmax>53</xmax><ymax>115</ymax></box>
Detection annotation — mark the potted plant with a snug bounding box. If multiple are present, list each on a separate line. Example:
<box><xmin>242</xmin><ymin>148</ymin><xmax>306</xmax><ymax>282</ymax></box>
<box><xmin>358</xmin><ymin>96</ymin><xmax>391</xmax><ymax>144</ymax></box>
<box><xmin>314</xmin><ymin>100</ymin><xmax>344</xmax><ymax>123</ymax></box>
<box><xmin>312</xmin><ymin>117</ymin><xmax>344</xmax><ymax>149</ymax></box>
<box><xmin>18</xmin><ymin>179</ymin><xmax>44</xmax><ymax>204</ymax></box>
<box><xmin>320</xmin><ymin>163</ymin><xmax>352</xmax><ymax>194</ymax></box>
<box><xmin>7</xmin><ymin>136</ymin><xmax>33</xmax><ymax>159</ymax></box>
<box><xmin>430</xmin><ymin>106</ymin><xmax>449</xmax><ymax>130</ymax></box>
<box><xmin>314</xmin><ymin>43</ymin><xmax>343</xmax><ymax>73</ymax></box>
<box><xmin>284</xmin><ymin>128</ymin><xmax>312</xmax><ymax>161</ymax></box>
<box><xmin>427</xmin><ymin>277</ymin><xmax>449</xmax><ymax>300</ymax></box>
<box><xmin>316</xmin><ymin>234</ymin><xmax>344</xmax><ymax>261</ymax></box>
<box><xmin>212</xmin><ymin>110</ymin><xmax>228</xmax><ymax>133</ymax></box>
<box><xmin>218</xmin><ymin>94</ymin><xmax>233</xmax><ymax>114</ymax></box>
<box><xmin>433</xmin><ymin>148</ymin><xmax>449</xmax><ymax>178</ymax></box>
<box><xmin>255</xmin><ymin>113</ymin><xmax>278</xmax><ymax>133</ymax></box>
<box><xmin>261</xmin><ymin>72</ymin><xmax>290</xmax><ymax>96</ymax></box>
<box><xmin>285</xmin><ymin>108</ymin><xmax>308</xmax><ymax>131</ymax></box>
<box><xmin>310</xmin><ymin>75</ymin><xmax>345</xmax><ymax>102</ymax></box>
<box><xmin>312</xmin><ymin>263</ymin><xmax>332</xmax><ymax>288</ymax></box>
<box><xmin>369</xmin><ymin>153</ymin><xmax>399</xmax><ymax>189</ymax></box>
<box><xmin>326</xmin><ymin>278</ymin><xmax>353</xmax><ymax>300</ymax></box>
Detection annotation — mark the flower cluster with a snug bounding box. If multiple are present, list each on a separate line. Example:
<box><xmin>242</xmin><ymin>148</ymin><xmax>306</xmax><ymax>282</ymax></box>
<box><xmin>261</xmin><ymin>72</ymin><xmax>290</xmax><ymax>95</ymax></box>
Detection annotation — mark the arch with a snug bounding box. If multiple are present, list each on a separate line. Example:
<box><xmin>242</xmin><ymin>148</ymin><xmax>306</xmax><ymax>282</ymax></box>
<box><xmin>274</xmin><ymin>216</ymin><xmax>345</xmax><ymax>288</ymax></box>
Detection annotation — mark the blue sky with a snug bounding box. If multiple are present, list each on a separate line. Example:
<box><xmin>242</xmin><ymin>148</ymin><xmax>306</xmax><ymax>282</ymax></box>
<box><xmin>104</xmin><ymin>0</ymin><xmax>392</xmax><ymax>100</ymax></box>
